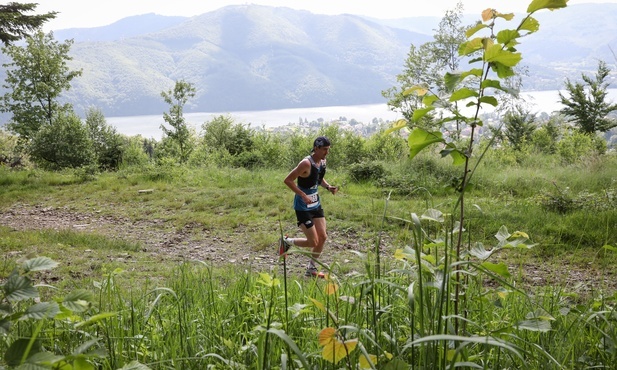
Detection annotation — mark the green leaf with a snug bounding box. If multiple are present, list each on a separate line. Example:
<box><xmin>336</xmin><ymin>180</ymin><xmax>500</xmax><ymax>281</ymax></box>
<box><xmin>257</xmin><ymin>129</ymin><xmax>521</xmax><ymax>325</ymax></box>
<box><xmin>268</xmin><ymin>329</ymin><xmax>312</xmax><ymax>370</ymax></box>
<box><xmin>527</xmin><ymin>0</ymin><xmax>568</xmax><ymax>13</ymax></box>
<box><xmin>516</xmin><ymin>319</ymin><xmax>552</xmax><ymax>332</ymax></box>
<box><xmin>520</xmin><ymin>17</ymin><xmax>540</xmax><ymax>32</ymax></box>
<box><xmin>21</xmin><ymin>302</ymin><xmax>60</xmax><ymax>320</ymax></box>
<box><xmin>4</xmin><ymin>274</ymin><xmax>38</xmax><ymax>302</ymax></box>
<box><xmin>385</xmin><ymin>119</ymin><xmax>408</xmax><ymax>135</ymax></box>
<box><xmin>484</xmin><ymin>45</ymin><xmax>522</xmax><ymax>67</ymax></box>
<box><xmin>450</xmin><ymin>88</ymin><xmax>479</xmax><ymax>102</ymax></box>
<box><xmin>491</xmin><ymin>63</ymin><xmax>516</xmax><ymax>79</ymax></box>
<box><xmin>410</xmin><ymin>335</ymin><xmax>524</xmax><ymax>362</ymax></box>
<box><xmin>496</xmin><ymin>29</ymin><xmax>520</xmax><ymax>46</ymax></box>
<box><xmin>470</xmin><ymin>242</ymin><xmax>493</xmax><ymax>260</ymax></box>
<box><xmin>25</xmin><ymin>351</ymin><xmax>65</xmax><ymax>367</ymax></box>
<box><xmin>422</xmin><ymin>94</ymin><xmax>439</xmax><ymax>106</ymax></box>
<box><xmin>5</xmin><ymin>338</ymin><xmax>42</xmax><ymax>367</ymax></box>
<box><xmin>74</xmin><ymin>312</ymin><xmax>117</xmax><ymax>328</ymax></box>
<box><xmin>481</xmin><ymin>79</ymin><xmax>504</xmax><ymax>91</ymax></box>
<box><xmin>495</xmin><ymin>225</ymin><xmax>511</xmax><ymax>242</ymax></box>
<box><xmin>479</xmin><ymin>96</ymin><xmax>499</xmax><ymax>107</ymax></box>
<box><xmin>0</xmin><ymin>317</ymin><xmax>11</xmax><ymax>335</ymax></box>
<box><xmin>421</xmin><ymin>209</ymin><xmax>444</xmax><ymax>223</ymax></box>
<box><xmin>73</xmin><ymin>356</ymin><xmax>95</xmax><ymax>370</ymax></box>
<box><xmin>466</xmin><ymin>23</ymin><xmax>487</xmax><ymax>38</ymax></box>
<box><xmin>444</xmin><ymin>72</ymin><xmax>462</xmax><ymax>91</ymax></box>
<box><xmin>72</xmin><ymin>339</ymin><xmax>102</xmax><ymax>356</ymax></box>
<box><xmin>383</xmin><ymin>358</ymin><xmax>409</xmax><ymax>370</ymax></box>
<box><xmin>403</xmin><ymin>85</ymin><xmax>428</xmax><ymax>97</ymax></box>
<box><xmin>459</xmin><ymin>37</ymin><xmax>484</xmax><ymax>56</ymax></box>
<box><xmin>439</xmin><ymin>145</ymin><xmax>466</xmax><ymax>165</ymax></box>
<box><xmin>407</xmin><ymin>128</ymin><xmax>444</xmax><ymax>159</ymax></box>
<box><xmin>22</xmin><ymin>257</ymin><xmax>58</xmax><ymax>273</ymax></box>
<box><xmin>412</xmin><ymin>107</ymin><xmax>435</xmax><ymax>122</ymax></box>
<box><xmin>481</xmin><ymin>262</ymin><xmax>510</xmax><ymax>278</ymax></box>
<box><xmin>63</xmin><ymin>290</ymin><xmax>94</xmax><ymax>313</ymax></box>
<box><xmin>602</xmin><ymin>244</ymin><xmax>617</xmax><ymax>252</ymax></box>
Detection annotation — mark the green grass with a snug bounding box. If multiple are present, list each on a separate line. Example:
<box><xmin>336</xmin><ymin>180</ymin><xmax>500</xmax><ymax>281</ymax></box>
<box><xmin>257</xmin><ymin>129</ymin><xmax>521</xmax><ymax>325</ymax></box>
<box><xmin>1</xmin><ymin>155</ymin><xmax>616</xmax><ymax>369</ymax></box>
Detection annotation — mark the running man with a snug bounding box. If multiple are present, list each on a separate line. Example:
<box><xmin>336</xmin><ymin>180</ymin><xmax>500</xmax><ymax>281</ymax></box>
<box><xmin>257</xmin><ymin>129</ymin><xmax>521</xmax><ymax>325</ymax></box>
<box><xmin>280</xmin><ymin>136</ymin><xmax>338</xmax><ymax>277</ymax></box>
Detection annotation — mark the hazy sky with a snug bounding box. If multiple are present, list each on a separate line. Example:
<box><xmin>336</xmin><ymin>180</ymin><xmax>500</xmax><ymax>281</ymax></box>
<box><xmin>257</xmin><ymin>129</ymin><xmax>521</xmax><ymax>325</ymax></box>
<box><xmin>37</xmin><ymin>0</ymin><xmax>617</xmax><ymax>31</ymax></box>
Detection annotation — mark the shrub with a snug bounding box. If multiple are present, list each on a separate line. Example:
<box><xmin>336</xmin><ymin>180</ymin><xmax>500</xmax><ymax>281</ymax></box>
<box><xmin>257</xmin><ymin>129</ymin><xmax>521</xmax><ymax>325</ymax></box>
<box><xmin>120</xmin><ymin>136</ymin><xmax>151</xmax><ymax>169</ymax></box>
<box><xmin>557</xmin><ymin>130</ymin><xmax>603</xmax><ymax>163</ymax></box>
<box><xmin>348</xmin><ymin>161</ymin><xmax>386</xmax><ymax>182</ymax></box>
<box><xmin>28</xmin><ymin>111</ymin><xmax>95</xmax><ymax>170</ymax></box>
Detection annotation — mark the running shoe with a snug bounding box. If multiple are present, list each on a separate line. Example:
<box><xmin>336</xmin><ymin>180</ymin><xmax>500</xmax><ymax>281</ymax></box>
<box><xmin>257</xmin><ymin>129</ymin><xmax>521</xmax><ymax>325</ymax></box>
<box><xmin>278</xmin><ymin>236</ymin><xmax>292</xmax><ymax>257</ymax></box>
<box><xmin>304</xmin><ymin>266</ymin><xmax>325</xmax><ymax>278</ymax></box>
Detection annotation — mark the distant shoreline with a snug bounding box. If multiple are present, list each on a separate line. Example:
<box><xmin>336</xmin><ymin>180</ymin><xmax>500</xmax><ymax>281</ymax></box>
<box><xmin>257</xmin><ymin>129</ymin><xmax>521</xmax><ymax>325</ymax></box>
<box><xmin>107</xmin><ymin>89</ymin><xmax>617</xmax><ymax>139</ymax></box>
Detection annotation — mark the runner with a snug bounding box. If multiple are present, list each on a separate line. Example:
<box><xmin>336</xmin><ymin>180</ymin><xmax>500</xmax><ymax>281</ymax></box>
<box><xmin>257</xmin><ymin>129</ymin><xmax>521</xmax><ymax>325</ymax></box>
<box><xmin>280</xmin><ymin>136</ymin><xmax>338</xmax><ymax>277</ymax></box>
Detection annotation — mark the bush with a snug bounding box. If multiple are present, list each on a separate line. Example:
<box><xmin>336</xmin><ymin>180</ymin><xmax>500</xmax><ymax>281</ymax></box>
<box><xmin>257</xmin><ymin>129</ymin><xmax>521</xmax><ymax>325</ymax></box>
<box><xmin>0</xmin><ymin>129</ymin><xmax>29</xmax><ymax>168</ymax></box>
<box><xmin>348</xmin><ymin>161</ymin><xmax>386</xmax><ymax>182</ymax></box>
<box><xmin>120</xmin><ymin>136</ymin><xmax>151</xmax><ymax>169</ymax></box>
<box><xmin>232</xmin><ymin>150</ymin><xmax>265</xmax><ymax>169</ymax></box>
<box><xmin>557</xmin><ymin>130</ymin><xmax>604</xmax><ymax>163</ymax></box>
<box><xmin>28</xmin><ymin>111</ymin><xmax>95</xmax><ymax>170</ymax></box>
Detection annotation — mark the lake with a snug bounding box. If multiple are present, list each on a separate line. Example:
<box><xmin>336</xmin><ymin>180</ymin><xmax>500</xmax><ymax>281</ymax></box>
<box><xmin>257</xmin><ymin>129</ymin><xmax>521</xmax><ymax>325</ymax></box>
<box><xmin>107</xmin><ymin>89</ymin><xmax>617</xmax><ymax>139</ymax></box>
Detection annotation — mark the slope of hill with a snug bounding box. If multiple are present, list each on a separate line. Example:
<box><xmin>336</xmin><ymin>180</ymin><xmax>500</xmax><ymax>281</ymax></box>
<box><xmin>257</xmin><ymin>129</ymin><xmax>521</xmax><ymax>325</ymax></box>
<box><xmin>1</xmin><ymin>3</ymin><xmax>615</xmax><ymax>119</ymax></box>
<box><xmin>59</xmin><ymin>5</ymin><xmax>430</xmax><ymax>116</ymax></box>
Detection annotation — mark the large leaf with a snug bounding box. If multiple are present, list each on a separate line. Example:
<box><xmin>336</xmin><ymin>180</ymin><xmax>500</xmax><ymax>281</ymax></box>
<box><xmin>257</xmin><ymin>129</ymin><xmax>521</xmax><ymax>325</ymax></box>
<box><xmin>484</xmin><ymin>45</ymin><xmax>522</xmax><ymax>67</ymax></box>
<box><xmin>520</xmin><ymin>17</ymin><xmax>540</xmax><ymax>33</ymax></box>
<box><xmin>481</xmin><ymin>262</ymin><xmax>511</xmax><ymax>278</ymax></box>
<box><xmin>439</xmin><ymin>144</ymin><xmax>466</xmax><ymax>165</ymax></box>
<box><xmin>411</xmin><ymin>107</ymin><xmax>435</xmax><ymax>122</ymax></box>
<box><xmin>21</xmin><ymin>302</ymin><xmax>60</xmax><ymax>320</ymax></box>
<box><xmin>4</xmin><ymin>275</ymin><xmax>38</xmax><ymax>302</ymax></box>
<box><xmin>459</xmin><ymin>37</ymin><xmax>484</xmax><ymax>56</ymax></box>
<box><xmin>22</xmin><ymin>257</ymin><xmax>58</xmax><ymax>273</ymax></box>
<box><xmin>527</xmin><ymin>0</ymin><xmax>568</xmax><ymax>13</ymax></box>
<box><xmin>63</xmin><ymin>290</ymin><xmax>94</xmax><ymax>313</ymax></box>
<box><xmin>450</xmin><ymin>87</ymin><xmax>479</xmax><ymax>102</ymax></box>
<box><xmin>4</xmin><ymin>338</ymin><xmax>42</xmax><ymax>367</ymax></box>
<box><xmin>322</xmin><ymin>338</ymin><xmax>358</xmax><ymax>364</ymax></box>
<box><xmin>496</xmin><ymin>29</ymin><xmax>520</xmax><ymax>47</ymax></box>
<box><xmin>516</xmin><ymin>319</ymin><xmax>552</xmax><ymax>332</ymax></box>
<box><xmin>470</xmin><ymin>242</ymin><xmax>493</xmax><ymax>260</ymax></box>
<box><xmin>479</xmin><ymin>96</ymin><xmax>499</xmax><ymax>107</ymax></box>
<box><xmin>407</xmin><ymin>128</ymin><xmax>444</xmax><ymax>159</ymax></box>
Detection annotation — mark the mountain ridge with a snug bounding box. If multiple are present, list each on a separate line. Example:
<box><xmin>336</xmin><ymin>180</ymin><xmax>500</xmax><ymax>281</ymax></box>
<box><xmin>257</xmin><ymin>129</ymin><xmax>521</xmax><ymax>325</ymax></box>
<box><xmin>2</xmin><ymin>3</ymin><xmax>616</xmax><ymax>118</ymax></box>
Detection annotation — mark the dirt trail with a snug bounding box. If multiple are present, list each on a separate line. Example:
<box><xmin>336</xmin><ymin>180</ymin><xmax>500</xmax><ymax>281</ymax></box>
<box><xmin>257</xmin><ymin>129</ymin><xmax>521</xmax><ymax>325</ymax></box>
<box><xmin>2</xmin><ymin>204</ymin><xmax>615</xmax><ymax>295</ymax></box>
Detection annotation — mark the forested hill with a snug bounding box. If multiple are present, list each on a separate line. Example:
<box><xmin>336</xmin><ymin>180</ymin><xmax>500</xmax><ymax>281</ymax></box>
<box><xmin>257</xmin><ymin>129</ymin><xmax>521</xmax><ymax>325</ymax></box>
<box><xmin>2</xmin><ymin>3</ymin><xmax>616</xmax><ymax>118</ymax></box>
<box><xmin>53</xmin><ymin>5</ymin><xmax>430</xmax><ymax>117</ymax></box>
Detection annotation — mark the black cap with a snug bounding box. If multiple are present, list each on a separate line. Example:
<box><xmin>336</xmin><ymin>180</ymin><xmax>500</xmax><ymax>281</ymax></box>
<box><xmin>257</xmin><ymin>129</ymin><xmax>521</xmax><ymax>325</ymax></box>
<box><xmin>313</xmin><ymin>136</ymin><xmax>331</xmax><ymax>148</ymax></box>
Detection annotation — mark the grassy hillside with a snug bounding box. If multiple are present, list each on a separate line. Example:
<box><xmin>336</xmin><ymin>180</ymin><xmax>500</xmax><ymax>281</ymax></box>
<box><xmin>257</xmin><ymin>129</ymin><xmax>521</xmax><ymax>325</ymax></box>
<box><xmin>1</xmin><ymin>152</ymin><xmax>616</xmax><ymax>368</ymax></box>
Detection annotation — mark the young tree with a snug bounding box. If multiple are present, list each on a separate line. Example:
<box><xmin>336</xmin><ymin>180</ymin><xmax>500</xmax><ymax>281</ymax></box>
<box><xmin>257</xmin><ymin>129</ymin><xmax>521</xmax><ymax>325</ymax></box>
<box><xmin>0</xmin><ymin>2</ymin><xmax>57</xmax><ymax>46</ymax></box>
<box><xmin>382</xmin><ymin>2</ymin><xmax>469</xmax><ymax>135</ymax></box>
<box><xmin>85</xmin><ymin>107</ymin><xmax>124</xmax><ymax>171</ymax></box>
<box><xmin>558</xmin><ymin>60</ymin><xmax>617</xmax><ymax>134</ymax></box>
<box><xmin>503</xmin><ymin>104</ymin><xmax>537</xmax><ymax>151</ymax></box>
<box><xmin>160</xmin><ymin>80</ymin><xmax>196</xmax><ymax>163</ymax></box>
<box><xmin>0</xmin><ymin>31</ymin><xmax>82</xmax><ymax>141</ymax></box>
